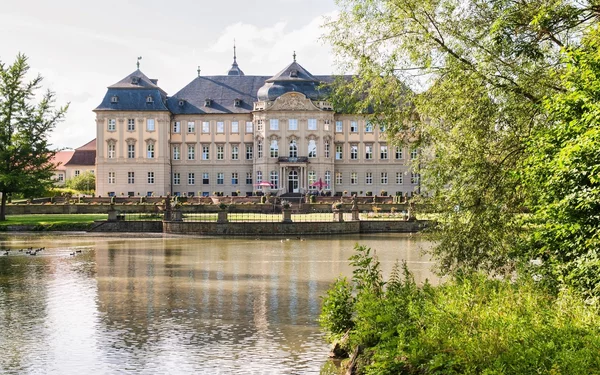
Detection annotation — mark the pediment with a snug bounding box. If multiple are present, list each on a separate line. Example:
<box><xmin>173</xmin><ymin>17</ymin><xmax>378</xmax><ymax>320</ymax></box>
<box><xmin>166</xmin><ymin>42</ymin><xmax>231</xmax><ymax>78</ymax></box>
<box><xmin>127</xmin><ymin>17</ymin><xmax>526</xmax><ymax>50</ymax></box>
<box><xmin>268</xmin><ymin>92</ymin><xmax>321</xmax><ymax>112</ymax></box>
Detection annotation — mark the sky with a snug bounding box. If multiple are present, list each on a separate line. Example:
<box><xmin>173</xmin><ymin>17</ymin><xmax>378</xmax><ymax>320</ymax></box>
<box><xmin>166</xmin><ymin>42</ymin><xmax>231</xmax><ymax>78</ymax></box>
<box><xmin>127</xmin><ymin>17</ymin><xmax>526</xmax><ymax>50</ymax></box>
<box><xmin>0</xmin><ymin>0</ymin><xmax>340</xmax><ymax>150</ymax></box>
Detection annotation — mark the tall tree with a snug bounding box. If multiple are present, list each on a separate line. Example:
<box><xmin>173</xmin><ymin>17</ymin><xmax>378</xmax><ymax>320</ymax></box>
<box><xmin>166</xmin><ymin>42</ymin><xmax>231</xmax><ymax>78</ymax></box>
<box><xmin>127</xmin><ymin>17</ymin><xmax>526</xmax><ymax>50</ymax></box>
<box><xmin>0</xmin><ymin>54</ymin><xmax>67</xmax><ymax>220</ymax></box>
<box><xmin>325</xmin><ymin>0</ymin><xmax>599</xmax><ymax>276</ymax></box>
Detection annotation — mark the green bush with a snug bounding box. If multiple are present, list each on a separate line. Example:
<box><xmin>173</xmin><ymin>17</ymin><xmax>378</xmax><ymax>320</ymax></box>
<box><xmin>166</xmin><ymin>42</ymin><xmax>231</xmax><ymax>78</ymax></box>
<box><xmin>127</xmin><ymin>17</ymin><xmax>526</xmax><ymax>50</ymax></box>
<box><xmin>320</xmin><ymin>244</ymin><xmax>600</xmax><ymax>374</ymax></box>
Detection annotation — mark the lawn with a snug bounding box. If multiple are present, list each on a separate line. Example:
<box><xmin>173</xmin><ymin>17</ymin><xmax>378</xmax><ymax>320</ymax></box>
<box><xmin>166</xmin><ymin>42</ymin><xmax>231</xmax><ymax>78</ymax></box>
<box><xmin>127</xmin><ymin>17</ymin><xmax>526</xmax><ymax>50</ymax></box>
<box><xmin>0</xmin><ymin>214</ymin><xmax>107</xmax><ymax>227</ymax></box>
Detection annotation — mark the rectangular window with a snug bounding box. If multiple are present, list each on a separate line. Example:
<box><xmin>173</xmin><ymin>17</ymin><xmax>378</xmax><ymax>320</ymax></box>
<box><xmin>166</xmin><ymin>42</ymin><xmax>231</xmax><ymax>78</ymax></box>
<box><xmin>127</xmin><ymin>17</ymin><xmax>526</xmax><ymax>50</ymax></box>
<box><xmin>246</xmin><ymin>121</ymin><xmax>253</xmax><ymax>133</ymax></box>
<box><xmin>325</xmin><ymin>171</ymin><xmax>331</xmax><ymax>190</ymax></box>
<box><xmin>335</xmin><ymin>144</ymin><xmax>343</xmax><ymax>160</ymax></box>
<box><xmin>324</xmin><ymin>140</ymin><xmax>330</xmax><ymax>158</ymax></box>
<box><xmin>202</xmin><ymin>121</ymin><xmax>210</xmax><ymax>133</ymax></box>
<box><xmin>381</xmin><ymin>172</ymin><xmax>388</xmax><ymax>184</ymax></box>
<box><xmin>172</xmin><ymin>145</ymin><xmax>180</xmax><ymax>160</ymax></box>
<box><xmin>147</xmin><ymin>172</ymin><xmax>155</xmax><ymax>184</ymax></box>
<box><xmin>380</xmin><ymin>145</ymin><xmax>388</xmax><ymax>160</ymax></box>
<box><xmin>147</xmin><ymin>143</ymin><xmax>155</xmax><ymax>159</ymax></box>
<box><xmin>107</xmin><ymin>143</ymin><xmax>115</xmax><ymax>159</ymax></box>
<box><xmin>202</xmin><ymin>145</ymin><xmax>210</xmax><ymax>160</ymax></box>
<box><xmin>217</xmin><ymin>121</ymin><xmax>224</xmax><ymax>133</ymax></box>
<box><xmin>270</xmin><ymin>170</ymin><xmax>279</xmax><ymax>189</ymax></box>
<box><xmin>365</xmin><ymin>145</ymin><xmax>373</xmax><ymax>160</ymax></box>
<box><xmin>128</xmin><ymin>119</ymin><xmax>135</xmax><ymax>131</ymax></box>
<box><xmin>108</xmin><ymin>171</ymin><xmax>115</xmax><ymax>184</ymax></box>
<box><xmin>147</xmin><ymin>119</ymin><xmax>155</xmax><ymax>131</ymax></box>
<box><xmin>231</xmin><ymin>172</ymin><xmax>238</xmax><ymax>185</ymax></box>
<box><xmin>350</xmin><ymin>145</ymin><xmax>358</xmax><ymax>160</ymax></box>
<box><xmin>187</xmin><ymin>144</ymin><xmax>195</xmax><ymax>160</ymax></box>
<box><xmin>246</xmin><ymin>144</ymin><xmax>253</xmax><ymax>160</ymax></box>
<box><xmin>366</xmin><ymin>172</ymin><xmax>373</xmax><ymax>184</ymax></box>
<box><xmin>256</xmin><ymin>171</ymin><xmax>263</xmax><ymax>184</ymax></box>
<box><xmin>257</xmin><ymin>141</ymin><xmax>263</xmax><ymax>158</ymax></box>
<box><xmin>231</xmin><ymin>121</ymin><xmax>239</xmax><ymax>133</ymax></box>
<box><xmin>128</xmin><ymin>172</ymin><xmax>135</xmax><ymax>184</ymax></box>
<box><xmin>335</xmin><ymin>121</ymin><xmax>343</xmax><ymax>132</ymax></box>
<box><xmin>217</xmin><ymin>172</ymin><xmax>224</xmax><ymax>185</ymax></box>
<box><xmin>396</xmin><ymin>172</ymin><xmax>403</xmax><ymax>184</ymax></box>
<box><xmin>308</xmin><ymin>171</ymin><xmax>316</xmax><ymax>190</ymax></box>
<box><xmin>365</xmin><ymin>121</ymin><xmax>373</xmax><ymax>133</ymax></box>
<box><xmin>335</xmin><ymin>172</ymin><xmax>342</xmax><ymax>185</ymax></box>
<box><xmin>74</xmin><ymin>170</ymin><xmax>80</xmax><ymax>176</ymax></box>
<box><xmin>269</xmin><ymin>119</ymin><xmax>279</xmax><ymax>130</ymax></box>
<box><xmin>379</xmin><ymin>123</ymin><xmax>387</xmax><ymax>132</ymax></box>
<box><xmin>351</xmin><ymin>172</ymin><xmax>358</xmax><ymax>185</ymax></box>
<box><xmin>246</xmin><ymin>172</ymin><xmax>252</xmax><ymax>185</ymax></box>
<box><xmin>395</xmin><ymin>147</ymin><xmax>403</xmax><ymax>159</ymax></box>
<box><xmin>231</xmin><ymin>145</ymin><xmax>239</xmax><ymax>160</ymax></box>
<box><xmin>411</xmin><ymin>149</ymin><xmax>418</xmax><ymax>160</ymax></box>
<box><xmin>257</xmin><ymin>119</ymin><xmax>264</xmax><ymax>132</ymax></box>
<box><xmin>307</xmin><ymin>118</ymin><xmax>317</xmax><ymax>130</ymax></box>
<box><xmin>202</xmin><ymin>172</ymin><xmax>209</xmax><ymax>184</ymax></box>
<box><xmin>350</xmin><ymin>121</ymin><xmax>358</xmax><ymax>132</ymax></box>
<box><xmin>187</xmin><ymin>121</ymin><xmax>195</xmax><ymax>133</ymax></box>
<box><xmin>173</xmin><ymin>121</ymin><xmax>180</xmax><ymax>133</ymax></box>
<box><xmin>107</xmin><ymin>119</ymin><xmax>116</xmax><ymax>132</ymax></box>
<box><xmin>288</xmin><ymin>119</ymin><xmax>298</xmax><ymax>131</ymax></box>
<box><xmin>270</xmin><ymin>140</ymin><xmax>278</xmax><ymax>158</ymax></box>
<box><xmin>128</xmin><ymin>144</ymin><xmax>135</xmax><ymax>159</ymax></box>
<box><xmin>308</xmin><ymin>140</ymin><xmax>317</xmax><ymax>158</ymax></box>
<box><xmin>173</xmin><ymin>173</ymin><xmax>180</xmax><ymax>185</ymax></box>
<box><xmin>217</xmin><ymin>145</ymin><xmax>224</xmax><ymax>160</ymax></box>
<box><xmin>188</xmin><ymin>173</ymin><xmax>195</xmax><ymax>185</ymax></box>
<box><xmin>411</xmin><ymin>172</ymin><xmax>420</xmax><ymax>184</ymax></box>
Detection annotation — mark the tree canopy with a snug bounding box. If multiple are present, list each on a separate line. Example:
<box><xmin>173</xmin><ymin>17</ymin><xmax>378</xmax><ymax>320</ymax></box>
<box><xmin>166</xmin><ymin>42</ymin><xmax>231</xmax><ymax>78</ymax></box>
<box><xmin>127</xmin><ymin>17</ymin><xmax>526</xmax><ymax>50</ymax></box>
<box><xmin>0</xmin><ymin>54</ymin><xmax>67</xmax><ymax>220</ymax></box>
<box><xmin>325</xmin><ymin>0</ymin><xmax>600</xmax><ymax>293</ymax></box>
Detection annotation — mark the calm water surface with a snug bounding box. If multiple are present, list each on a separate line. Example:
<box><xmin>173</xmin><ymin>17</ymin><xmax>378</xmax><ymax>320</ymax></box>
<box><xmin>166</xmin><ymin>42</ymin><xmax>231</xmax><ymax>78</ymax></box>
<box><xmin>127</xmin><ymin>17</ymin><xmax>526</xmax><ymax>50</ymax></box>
<box><xmin>0</xmin><ymin>232</ymin><xmax>434</xmax><ymax>375</ymax></box>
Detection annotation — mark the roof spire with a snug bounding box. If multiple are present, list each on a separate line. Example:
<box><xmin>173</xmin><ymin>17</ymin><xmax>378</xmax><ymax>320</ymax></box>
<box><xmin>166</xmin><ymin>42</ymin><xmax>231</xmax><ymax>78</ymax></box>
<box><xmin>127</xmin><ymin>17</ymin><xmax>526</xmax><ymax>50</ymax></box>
<box><xmin>233</xmin><ymin>39</ymin><xmax>237</xmax><ymax>63</ymax></box>
<box><xmin>197</xmin><ymin>65</ymin><xmax>201</xmax><ymax>77</ymax></box>
<box><xmin>293</xmin><ymin>51</ymin><xmax>296</xmax><ymax>62</ymax></box>
<box><xmin>227</xmin><ymin>40</ymin><xmax>245</xmax><ymax>76</ymax></box>
<box><xmin>137</xmin><ymin>56</ymin><xmax>142</xmax><ymax>69</ymax></box>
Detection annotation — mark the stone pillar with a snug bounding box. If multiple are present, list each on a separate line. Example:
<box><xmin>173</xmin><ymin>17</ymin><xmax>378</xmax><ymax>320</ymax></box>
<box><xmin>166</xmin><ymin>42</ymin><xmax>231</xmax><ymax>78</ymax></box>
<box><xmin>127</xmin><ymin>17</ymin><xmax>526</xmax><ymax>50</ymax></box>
<box><xmin>333</xmin><ymin>210</ymin><xmax>344</xmax><ymax>222</ymax></box>
<box><xmin>282</xmin><ymin>209</ymin><xmax>292</xmax><ymax>223</ymax></box>
<box><xmin>217</xmin><ymin>211</ymin><xmax>228</xmax><ymax>223</ymax></box>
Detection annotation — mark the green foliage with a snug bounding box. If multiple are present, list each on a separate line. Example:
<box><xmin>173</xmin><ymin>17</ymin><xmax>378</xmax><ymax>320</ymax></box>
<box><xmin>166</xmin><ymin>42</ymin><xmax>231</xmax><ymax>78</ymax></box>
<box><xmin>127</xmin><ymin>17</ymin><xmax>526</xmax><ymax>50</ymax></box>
<box><xmin>319</xmin><ymin>276</ymin><xmax>354</xmax><ymax>341</ymax></box>
<box><xmin>321</xmin><ymin>245</ymin><xmax>600</xmax><ymax>374</ymax></box>
<box><xmin>65</xmin><ymin>171</ymin><xmax>95</xmax><ymax>193</ymax></box>
<box><xmin>522</xmin><ymin>27</ymin><xmax>600</xmax><ymax>298</ymax></box>
<box><xmin>0</xmin><ymin>54</ymin><xmax>67</xmax><ymax>220</ymax></box>
<box><xmin>325</xmin><ymin>0</ymin><xmax>599</xmax><ymax>281</ymax></box>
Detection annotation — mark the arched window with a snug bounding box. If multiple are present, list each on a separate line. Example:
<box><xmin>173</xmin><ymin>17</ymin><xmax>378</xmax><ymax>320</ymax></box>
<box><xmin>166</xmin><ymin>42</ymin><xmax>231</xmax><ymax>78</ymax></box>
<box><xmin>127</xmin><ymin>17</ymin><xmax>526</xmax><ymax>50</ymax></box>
<box><xmin>270</xmin><ymin>139</ymin><xmax>279</xmax><ymax>158</ymax></box>
<box><xmin>308</xmin><ymin>140</ymin><xmax>317</xmax><ymax>158</ymax></box>
<box><xmin>289</xmin><ymin>140</ymin><xmax>298</xmax><ymax>158</ymax></box>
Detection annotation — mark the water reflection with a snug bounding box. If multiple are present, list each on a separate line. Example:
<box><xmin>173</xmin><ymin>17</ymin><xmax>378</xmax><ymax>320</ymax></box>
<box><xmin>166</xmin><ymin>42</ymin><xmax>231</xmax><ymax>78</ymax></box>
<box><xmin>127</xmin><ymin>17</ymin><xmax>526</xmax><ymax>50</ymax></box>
<box><xmin>0</xmin><ymin>233</ymin><xmax>435</xmax><ymax>374</ymax></box>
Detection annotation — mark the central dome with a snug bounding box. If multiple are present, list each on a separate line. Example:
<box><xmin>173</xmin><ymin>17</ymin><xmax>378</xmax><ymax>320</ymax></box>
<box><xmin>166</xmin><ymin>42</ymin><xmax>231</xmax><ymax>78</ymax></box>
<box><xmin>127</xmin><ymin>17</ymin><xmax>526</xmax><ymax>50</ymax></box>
<box><xmin>257</xmin><ymin>61</ymin><xmax>326</xmax><ymax>101</ymax></box>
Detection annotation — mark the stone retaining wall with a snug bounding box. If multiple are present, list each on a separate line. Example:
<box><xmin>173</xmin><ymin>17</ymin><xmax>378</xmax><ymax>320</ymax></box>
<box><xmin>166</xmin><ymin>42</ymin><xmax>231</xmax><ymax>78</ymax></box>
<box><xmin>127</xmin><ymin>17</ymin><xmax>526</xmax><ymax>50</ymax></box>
<box><xmin>86</xmin><ymin>220</ymin><xmax>427</xmax><ymax>235</ymax></box>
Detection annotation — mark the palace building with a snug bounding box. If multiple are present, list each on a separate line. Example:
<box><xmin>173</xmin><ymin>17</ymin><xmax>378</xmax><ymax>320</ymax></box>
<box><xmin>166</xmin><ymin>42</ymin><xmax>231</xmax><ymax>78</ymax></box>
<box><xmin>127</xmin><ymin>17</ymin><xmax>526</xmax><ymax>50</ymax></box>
<box><xmin>94</xmin><ymin>51</ymin><xmax>419</xmax><ymax>197</ymax></box>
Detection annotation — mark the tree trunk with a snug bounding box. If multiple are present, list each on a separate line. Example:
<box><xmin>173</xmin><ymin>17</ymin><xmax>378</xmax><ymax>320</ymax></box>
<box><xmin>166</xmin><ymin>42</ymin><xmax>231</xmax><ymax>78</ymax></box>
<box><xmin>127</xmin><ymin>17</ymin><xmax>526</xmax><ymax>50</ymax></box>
<box><xmin>0</xmin><ymin>191</ymin><xmax>6</xmax><ymax>221</ymax></box>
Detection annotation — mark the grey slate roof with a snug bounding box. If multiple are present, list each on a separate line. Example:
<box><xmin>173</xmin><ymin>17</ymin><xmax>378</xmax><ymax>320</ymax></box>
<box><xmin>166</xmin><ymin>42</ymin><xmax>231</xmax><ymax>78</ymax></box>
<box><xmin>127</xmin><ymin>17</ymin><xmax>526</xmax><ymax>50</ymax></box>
<box><xmin>167</xmin><ymin>75</ymin><xmax>269</xmax><ymax>114</ymax></box>
<box><xmin>265</xmin><ymin>61</ymin><xmax>319</xmax><ymax>82</ymax></box>
<box><xmin>95</xmin><ymin>69</ymin><xmax>169</xmax><ymax>112</ymax></box>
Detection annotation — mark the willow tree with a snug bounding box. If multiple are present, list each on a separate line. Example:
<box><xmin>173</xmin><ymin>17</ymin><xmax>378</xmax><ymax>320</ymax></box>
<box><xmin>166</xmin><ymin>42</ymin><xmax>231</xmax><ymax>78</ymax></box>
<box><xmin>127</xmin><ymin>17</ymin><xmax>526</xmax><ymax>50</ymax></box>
<box><xmin>325</xmin><ymin>0</ymin><xmax>599</xmax><ymax>275</ymax></box>
<box><xmin>0</xmin><ymin>54</ymin><xmax>67</xmax><ymax>220</ymax></box>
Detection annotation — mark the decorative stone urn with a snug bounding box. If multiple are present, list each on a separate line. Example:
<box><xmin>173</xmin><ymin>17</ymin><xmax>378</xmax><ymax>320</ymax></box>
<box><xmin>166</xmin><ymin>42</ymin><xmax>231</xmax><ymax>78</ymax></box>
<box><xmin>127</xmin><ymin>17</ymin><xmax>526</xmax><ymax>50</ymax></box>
<box><xmin>282</xmin><ymin>208</ymin><xmax>292</xmax><ymax>223</ymax></box>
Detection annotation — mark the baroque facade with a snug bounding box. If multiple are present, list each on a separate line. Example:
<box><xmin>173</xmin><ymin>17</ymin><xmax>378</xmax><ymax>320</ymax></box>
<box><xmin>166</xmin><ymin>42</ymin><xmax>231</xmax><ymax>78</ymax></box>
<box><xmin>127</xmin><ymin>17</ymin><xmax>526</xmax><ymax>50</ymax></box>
<box><xmin>94</xmin><ymin>53</ymin><xmax>419</xmax><ymax>197</ymax></box>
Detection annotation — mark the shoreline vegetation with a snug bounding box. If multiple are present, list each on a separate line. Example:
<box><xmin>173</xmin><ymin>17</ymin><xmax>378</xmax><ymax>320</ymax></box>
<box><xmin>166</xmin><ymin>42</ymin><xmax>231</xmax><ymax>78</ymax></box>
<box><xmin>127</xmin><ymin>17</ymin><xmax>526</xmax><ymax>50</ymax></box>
<box><xmin>0</xmin><ymin>214</ymin><xmax>106</xmax><ymax>231</ymax></box>
<box><xmin>320</xmin><ymin>245</ymin><xmax>600</xmax><ymax>375</ymax></box>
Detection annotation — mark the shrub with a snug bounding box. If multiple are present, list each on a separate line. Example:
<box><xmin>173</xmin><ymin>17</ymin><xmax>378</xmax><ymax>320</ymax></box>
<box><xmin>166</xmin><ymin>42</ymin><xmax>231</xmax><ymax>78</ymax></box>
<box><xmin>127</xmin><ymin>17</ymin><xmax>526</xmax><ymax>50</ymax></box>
<box><xmin>320</xmin><ymin>245</ymin><xmax>600</xmax><ymax>375</ymax></box>
<box><xmin>365</xmin><ymin>191</ymin><xmax>372</xmax><ymax>196</ymax></box>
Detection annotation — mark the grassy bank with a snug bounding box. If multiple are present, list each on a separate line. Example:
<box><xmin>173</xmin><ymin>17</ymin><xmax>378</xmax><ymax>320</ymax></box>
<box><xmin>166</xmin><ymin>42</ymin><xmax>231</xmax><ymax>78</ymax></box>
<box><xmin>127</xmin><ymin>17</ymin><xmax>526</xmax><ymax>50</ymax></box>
<box><xmin>0</xmin><ymin>214</ymin><xmax>107</xmax><ymax>231</ymax></box>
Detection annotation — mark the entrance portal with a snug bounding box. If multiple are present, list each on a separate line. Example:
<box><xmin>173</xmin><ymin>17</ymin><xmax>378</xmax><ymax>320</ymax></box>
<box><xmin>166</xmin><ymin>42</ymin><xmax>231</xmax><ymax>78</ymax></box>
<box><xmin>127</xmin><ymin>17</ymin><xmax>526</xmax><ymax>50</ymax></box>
<box><xmin>288</xmin><ymin>170</ymin><xmax>299</xmax><ymax>193</ymax></box>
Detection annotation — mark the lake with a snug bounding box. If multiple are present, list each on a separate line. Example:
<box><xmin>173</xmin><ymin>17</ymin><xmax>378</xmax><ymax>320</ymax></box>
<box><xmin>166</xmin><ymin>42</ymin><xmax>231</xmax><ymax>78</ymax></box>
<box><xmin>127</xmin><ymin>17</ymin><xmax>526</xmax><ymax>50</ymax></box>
<box><xmin>0</xmin><ymin>232</ymin><xmax>434</xmax><ymax>374</ymax></box>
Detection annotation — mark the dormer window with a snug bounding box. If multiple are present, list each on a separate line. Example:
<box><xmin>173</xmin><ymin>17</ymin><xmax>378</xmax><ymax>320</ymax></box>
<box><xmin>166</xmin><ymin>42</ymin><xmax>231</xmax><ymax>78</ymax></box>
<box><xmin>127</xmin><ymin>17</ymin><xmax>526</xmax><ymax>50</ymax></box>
<box><xmin>234</xmin><ymin>98</ymin><xmax>241</xmax><ymax>107</ymax></box>
<box><xmin>146</xmin><ymin>95</ymin><xmax>154</xmax><ymax>103</ymax></box>
<box><xmin>178</xmin><ymin>100</ymin><xmax>185</xmax><ymax>107</ymax></box>
<box><xmin>289</xmin><ymin>69</ymin><xmax>298</xmax><ymax>78</ymax></box>
<box><xmin>131</xmin><ymin>77</ymin><xmax>139</xmax><ymax>84</ymax></box>
<box><xmin>204</xmin><ymin>99</ymin><xmax>212</xmax><ymax>107</ymax></box>
<box><xmin>111</xmin><ymin>95</ymin><xmax>119</xmax><ymax>103</ymax></box>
